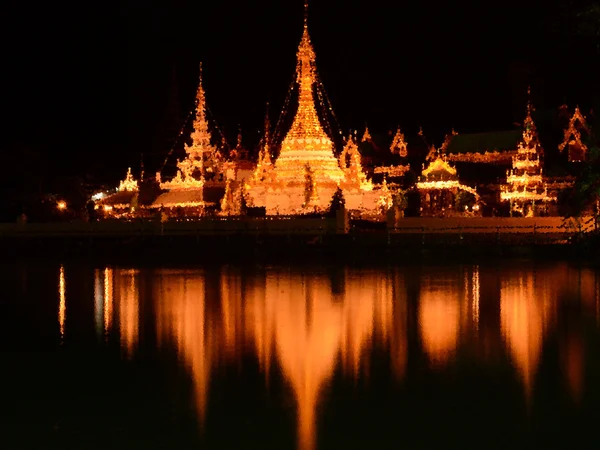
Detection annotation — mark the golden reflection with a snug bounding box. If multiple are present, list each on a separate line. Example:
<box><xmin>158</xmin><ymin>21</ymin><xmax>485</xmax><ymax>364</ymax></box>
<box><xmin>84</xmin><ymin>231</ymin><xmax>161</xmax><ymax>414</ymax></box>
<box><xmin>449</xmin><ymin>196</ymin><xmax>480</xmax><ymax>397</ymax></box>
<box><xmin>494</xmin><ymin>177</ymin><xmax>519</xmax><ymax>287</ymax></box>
<box><xmin>245</xmin><ymin>269</ymin><xmax>395</xmax><ymax>450</ymax></box>
<box><xmin>117</xmin><ymin>269</ymin><xmax>139</xmax><ymax>358</ymax></box>
<box><xmin>58</xmin><ymin>265</ymin><xmax>66</xmax><ymax>343</ymax></box>
<box><xmin>472</xmin><ymin>266</ymin><xmax>480</xmax><ymax>329</ymax></box>
<box><xmin>104</xmin><ymin>268</ymin><xmax>113</xmax><ymax>338</ymax></box>
<box><xmin>500</xmin><ymin>272</ymin><xmax>554</xmax><ymax>400</ymax></box>
<box><xmin>419</xmin><ymin>277</ymin><xmax>461</xmax><ymax>366</ymax></box>
<box><xmin>155</xmin><ymin>271</ymin><xmax>212</xmax><ymax>427</ymax></box>
<box><xmin>156</xmin><ymin>267</ymin><xmax>396</xmax><ymax>450</ymax></box>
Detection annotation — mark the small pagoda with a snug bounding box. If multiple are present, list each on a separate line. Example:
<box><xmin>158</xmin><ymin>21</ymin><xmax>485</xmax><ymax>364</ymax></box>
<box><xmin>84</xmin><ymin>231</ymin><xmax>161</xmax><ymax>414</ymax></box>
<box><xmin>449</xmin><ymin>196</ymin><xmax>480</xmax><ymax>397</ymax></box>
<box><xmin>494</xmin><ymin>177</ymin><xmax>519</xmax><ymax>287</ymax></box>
<box><xmin>500</xmin><ymin>98</ymin><xmax>555</xmax><ymax>216</ymax></box>
<box><xmin>559</xmin><ymin>106</ymin><xmax>590</xmax><ymax>163</ymax></box>
<box><xmin>152</xmin><ymin>64</ymin><xmax>227</xmax><ymax>216</ymax></box>
<box><xmin>416</xmin><ymin>152</ymin><xmax>480</xmax><ymax>217</ymax></box>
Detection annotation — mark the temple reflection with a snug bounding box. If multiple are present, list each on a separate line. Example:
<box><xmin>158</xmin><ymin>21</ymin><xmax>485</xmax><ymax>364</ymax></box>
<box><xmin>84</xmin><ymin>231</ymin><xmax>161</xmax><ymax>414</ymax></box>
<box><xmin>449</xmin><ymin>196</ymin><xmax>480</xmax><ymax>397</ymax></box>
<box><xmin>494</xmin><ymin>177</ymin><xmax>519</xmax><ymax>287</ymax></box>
<box><xmin>500</xmin><ymin>270</ymin><xmax>555</xmax><ymax>400</ymax></box>
<box><xmin>80</xmin><ymin>262</ymin><xmax>600</xmax><ymax>448</ymax></box>
<box><xmin>155</xmin><ymin>270</ymin><xmax>212</xmax><ymax>426</ymax></box>
<box><xmin>419</xmin><ymin>275</ymin><xmax>461</xmax><ymax>367</ymax></box>
<box><xmin>58</xmin><ymin>265</ymin><xmax>66</xmax><ymax>343</ymax></box>
<box><xmin>117</xmin><ymin>269</ymin><xmax>139</xmax><ymax>358</ymax></box>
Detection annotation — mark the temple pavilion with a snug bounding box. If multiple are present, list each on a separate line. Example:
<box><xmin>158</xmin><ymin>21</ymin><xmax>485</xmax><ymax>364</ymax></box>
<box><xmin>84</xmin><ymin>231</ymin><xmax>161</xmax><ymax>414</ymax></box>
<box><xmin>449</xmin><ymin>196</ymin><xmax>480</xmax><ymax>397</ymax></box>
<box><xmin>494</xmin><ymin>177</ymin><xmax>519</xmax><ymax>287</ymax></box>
<box><xmin>245</xmin><ymin>3</ymin><xmax>390</xmax><ymax>216</ymax></box>
<box><xmin>416</xmin><ymin>152</ymin><xmax>480</xmax><ymax>217</ymax></box>
<box><xmin>95</xmin><ymin>167</ymin><xmax>140</xmax><ymax>218</ymax></box>
<box><xmin>152</xmin><ymin>64</ymin><xmax>227</xmax><ymax>215</ymax></box>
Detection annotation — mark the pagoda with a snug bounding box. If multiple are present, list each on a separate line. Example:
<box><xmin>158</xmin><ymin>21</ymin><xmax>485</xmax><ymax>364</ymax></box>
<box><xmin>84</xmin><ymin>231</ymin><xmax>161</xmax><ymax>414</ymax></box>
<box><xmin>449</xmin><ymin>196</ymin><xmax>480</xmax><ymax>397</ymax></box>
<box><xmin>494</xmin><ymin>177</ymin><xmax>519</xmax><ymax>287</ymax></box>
<box><xmin>152</xmin><ymin>64</ymin><xmax>227</xmax><ymax>214</ymax></box>
<box><xmin>500</xmin><ymin>95</ymin><xmax>555</xmax><ymax>216</ymax></box>
<box><xmin>246</xmin><ymin>2</ymin><xmax>389</xmax><ymax>216</ymax></box>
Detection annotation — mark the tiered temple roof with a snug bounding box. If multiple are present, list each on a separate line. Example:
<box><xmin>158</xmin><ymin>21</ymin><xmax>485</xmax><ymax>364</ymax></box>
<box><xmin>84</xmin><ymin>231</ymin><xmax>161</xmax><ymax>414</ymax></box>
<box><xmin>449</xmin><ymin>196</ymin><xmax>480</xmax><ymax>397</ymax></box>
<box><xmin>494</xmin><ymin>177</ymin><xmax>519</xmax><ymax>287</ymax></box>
<box><xmin>500</xmin><ymin>98</ymin><xmax>555</xmax><ymax>215</ymax></box>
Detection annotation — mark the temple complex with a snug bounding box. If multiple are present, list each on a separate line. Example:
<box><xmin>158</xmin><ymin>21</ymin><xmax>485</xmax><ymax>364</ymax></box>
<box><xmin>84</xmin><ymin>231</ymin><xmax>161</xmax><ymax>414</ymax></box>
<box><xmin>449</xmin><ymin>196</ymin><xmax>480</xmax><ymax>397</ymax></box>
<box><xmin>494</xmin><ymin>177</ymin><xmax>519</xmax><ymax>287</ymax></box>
<box><xmin>245</xmin><ymin>3</ymin><xmax>390</xmax><ymax>216</ymax></box>
<box><xmin>152</xmin><ymin>64</ymin><xmax>227</xmax><ymax>214</ymax></box>
<box><xmin>500</xmin><ymin>99</ymin><xmax>555</xmax><ymax>216</ymax></box>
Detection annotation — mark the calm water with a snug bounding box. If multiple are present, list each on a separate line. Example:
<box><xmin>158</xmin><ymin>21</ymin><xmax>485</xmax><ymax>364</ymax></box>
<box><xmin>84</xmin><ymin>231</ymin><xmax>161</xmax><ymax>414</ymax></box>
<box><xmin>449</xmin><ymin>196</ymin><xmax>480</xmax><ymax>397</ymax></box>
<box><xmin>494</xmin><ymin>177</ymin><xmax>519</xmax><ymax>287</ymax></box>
<box><xmin>2</xmin><ymin>261</ymin><xmax>600</xmax><ymax>450</ymax></box>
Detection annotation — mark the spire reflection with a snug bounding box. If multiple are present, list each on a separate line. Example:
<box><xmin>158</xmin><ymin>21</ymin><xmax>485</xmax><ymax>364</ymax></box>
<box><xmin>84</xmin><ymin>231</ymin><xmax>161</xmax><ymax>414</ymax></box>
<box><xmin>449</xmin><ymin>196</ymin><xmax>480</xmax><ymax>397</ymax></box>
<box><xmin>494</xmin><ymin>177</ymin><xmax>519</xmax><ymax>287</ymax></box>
<box><xmin>117</xmin><ymin>269</ymin><xmax>139</xmax><ymax>358</ymax></box>
<box><xmin>500</xmin><ymin>271</ymin><xmax>554</xmax><ymax>400</ymax></box>
<box><xmin>155</xmin><ymin>267</ymin><xmax>397</xmax><ymax>450</ymax></box>
<box><xmin>155</xmin><ymin>271</ymin><xmax>212</xmax><ymax>427</ymax></box>
<box><xmin>419</xmin><ymin>277</ymin><xmax>461</xmax><ymax>367</ymax></box>
<box><xmin>58</xmin><ymin>265</ymin><xmax>66</xmax><ymax>344</ymax></box>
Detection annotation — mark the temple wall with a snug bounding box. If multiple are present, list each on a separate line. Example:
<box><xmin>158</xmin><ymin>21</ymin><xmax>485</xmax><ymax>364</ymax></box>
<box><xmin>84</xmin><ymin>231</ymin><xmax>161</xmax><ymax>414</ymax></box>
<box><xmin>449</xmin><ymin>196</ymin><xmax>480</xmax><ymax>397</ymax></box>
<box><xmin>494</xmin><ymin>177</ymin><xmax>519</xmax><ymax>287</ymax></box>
<box><xmin>388</xmin><ymin>216</ymin><xmax>597</xmax><ymax>234</ymax></box>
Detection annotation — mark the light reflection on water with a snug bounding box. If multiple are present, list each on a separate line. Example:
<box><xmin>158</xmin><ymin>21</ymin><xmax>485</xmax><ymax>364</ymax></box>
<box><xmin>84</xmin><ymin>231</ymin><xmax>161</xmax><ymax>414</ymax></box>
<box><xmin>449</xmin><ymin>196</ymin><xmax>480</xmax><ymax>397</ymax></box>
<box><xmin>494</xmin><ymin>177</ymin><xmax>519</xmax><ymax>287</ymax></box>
<box><xmin>49</xmin><ymin>262</ymin><xmax>600</xmax><ymax>449</ymax></box>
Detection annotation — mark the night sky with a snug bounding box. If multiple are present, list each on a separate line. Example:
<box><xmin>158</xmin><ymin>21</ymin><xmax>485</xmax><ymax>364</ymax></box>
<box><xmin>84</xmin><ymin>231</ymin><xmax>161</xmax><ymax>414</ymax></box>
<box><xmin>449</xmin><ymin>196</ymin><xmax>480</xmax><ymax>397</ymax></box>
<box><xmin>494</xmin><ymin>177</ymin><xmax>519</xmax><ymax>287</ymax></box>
<box><xmin>4</xmin><ymin>0</ymin><xmax>599</xmax><ymax>186</ymax></box>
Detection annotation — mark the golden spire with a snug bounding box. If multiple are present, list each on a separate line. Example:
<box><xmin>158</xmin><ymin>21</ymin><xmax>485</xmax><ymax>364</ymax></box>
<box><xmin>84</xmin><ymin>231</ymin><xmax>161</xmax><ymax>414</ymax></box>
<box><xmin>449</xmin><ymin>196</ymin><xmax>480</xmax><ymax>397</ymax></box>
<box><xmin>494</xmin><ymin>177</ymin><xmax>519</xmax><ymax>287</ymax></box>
<box><xmin>282</xmin><ymin>0</ymin><xmax>329</xmax><ymax>143</ymax></box>
<box><xmin>260</xmin><ymin>103</ymin><xmax>272</xmax><ymax>165</ymax></box>
<box><xmin>186</xmin><ymin>62</ymin><xmax>213</xmax><ymax>156</ymax></box>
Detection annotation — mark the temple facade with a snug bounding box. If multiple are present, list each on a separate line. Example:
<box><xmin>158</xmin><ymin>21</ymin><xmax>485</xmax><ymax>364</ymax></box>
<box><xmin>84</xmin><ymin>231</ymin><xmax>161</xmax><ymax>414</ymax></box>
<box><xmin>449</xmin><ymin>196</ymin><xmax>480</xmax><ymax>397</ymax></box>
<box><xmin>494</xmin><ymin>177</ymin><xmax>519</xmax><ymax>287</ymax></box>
<box><xmin>245</xmin><ymin>5</ymin><xmax>390</xmax><ymax>216</ymax></box>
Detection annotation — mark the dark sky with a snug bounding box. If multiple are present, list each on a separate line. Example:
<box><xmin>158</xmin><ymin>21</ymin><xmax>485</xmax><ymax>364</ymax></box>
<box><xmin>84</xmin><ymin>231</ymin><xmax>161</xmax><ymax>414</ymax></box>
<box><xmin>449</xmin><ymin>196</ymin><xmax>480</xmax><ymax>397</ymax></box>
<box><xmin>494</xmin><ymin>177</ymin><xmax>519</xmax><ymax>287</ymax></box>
<box><xmin>4</xmin><ymin>0</ymin><xmax>599</xmax><ymax>183</ymax></box>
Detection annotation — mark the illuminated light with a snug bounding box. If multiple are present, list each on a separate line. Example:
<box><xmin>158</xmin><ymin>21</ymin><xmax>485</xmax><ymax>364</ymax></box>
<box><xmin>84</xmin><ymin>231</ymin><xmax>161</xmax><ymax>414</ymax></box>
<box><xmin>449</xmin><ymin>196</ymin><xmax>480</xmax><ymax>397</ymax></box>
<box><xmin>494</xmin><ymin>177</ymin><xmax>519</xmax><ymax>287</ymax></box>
<box><xmin>59</xmin><ymin>265</ymin><xmax>66</xmax><ymax>343</ymax></box>
<box><xmin>103</xmin><ymin>205</ymin><xmax>113</xmax><ymax>212</ymax></box>
<box><xmin>91</xmin><ymin>192</ymin><xmax>105</xmax><ymax>201</ymax></box>
<box><xmin>373</xmin><ymin>165</ymin><xmax>410</xmax><ymax>177</ymax></box>
<box><xmin>57</xmin><ymin>200</ymin><xmax>67</xmax><ymax>210</ymax></box>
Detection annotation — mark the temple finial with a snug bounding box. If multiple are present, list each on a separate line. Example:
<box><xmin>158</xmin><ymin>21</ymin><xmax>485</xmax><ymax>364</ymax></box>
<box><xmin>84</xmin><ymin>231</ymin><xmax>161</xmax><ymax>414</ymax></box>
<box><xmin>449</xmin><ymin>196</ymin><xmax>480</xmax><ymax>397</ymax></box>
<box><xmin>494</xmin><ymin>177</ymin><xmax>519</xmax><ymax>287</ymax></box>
<box><xmin>304</xmin><ymin>1</ymin><xmax>309</xmax><ymax>29</ymax></box>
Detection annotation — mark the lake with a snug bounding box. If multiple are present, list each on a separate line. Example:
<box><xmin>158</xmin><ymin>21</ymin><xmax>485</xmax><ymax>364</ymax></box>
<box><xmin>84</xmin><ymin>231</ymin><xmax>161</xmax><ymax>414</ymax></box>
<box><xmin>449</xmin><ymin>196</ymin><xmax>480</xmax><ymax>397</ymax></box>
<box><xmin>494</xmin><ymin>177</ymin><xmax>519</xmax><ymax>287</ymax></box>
<box><xmin>2</xmin><ymin>260</ymin><xmax>600</xmax><ymax>449</ymax></box>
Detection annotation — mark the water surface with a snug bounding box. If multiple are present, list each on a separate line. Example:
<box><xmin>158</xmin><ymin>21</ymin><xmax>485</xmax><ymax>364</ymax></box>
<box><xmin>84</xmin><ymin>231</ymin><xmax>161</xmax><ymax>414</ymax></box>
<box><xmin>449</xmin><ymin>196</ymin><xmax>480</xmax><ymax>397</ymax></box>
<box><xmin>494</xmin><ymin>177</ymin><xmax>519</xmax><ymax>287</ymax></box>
<box><xmin>2</xmin><ymin>261</ymin><xmax>600</xmax><ymax>449</ymax></box>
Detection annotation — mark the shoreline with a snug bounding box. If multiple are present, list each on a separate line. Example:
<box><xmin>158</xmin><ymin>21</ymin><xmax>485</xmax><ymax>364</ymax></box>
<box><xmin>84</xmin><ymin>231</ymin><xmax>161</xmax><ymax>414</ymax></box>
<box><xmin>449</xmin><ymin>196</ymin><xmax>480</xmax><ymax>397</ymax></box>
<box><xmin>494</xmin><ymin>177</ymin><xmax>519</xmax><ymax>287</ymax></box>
<box><xmin>2</xmin><ymin>231</ymin><xmax>598</xmax><ymax>266</ymax></box>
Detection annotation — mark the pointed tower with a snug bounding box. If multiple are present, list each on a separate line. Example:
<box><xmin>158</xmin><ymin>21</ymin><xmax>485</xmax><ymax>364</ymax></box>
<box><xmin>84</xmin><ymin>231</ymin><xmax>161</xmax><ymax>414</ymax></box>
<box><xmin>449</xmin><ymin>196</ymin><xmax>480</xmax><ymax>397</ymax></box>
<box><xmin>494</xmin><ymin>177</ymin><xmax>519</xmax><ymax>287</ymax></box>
<box><xmin>559</xmin><ymin>106</ymin><xmax>589</xmax><ymax>162</ymax></box>
<box><xmin>500</xmin><ymin>92</ymin><xmax>555</xmax><ymax>216</ymax></box>
<box><xmin>157</xmin><ymin>63</ymin><xmax>224</xmax><ymax>192</ymax></box>
<box><xmin>361</xmin><ymin>126</ymin><xmax>372</xmax><ymax>143</ymax></box>
<box><xmin>272</xmin><ymin>2</ymin><xmax>344</xmax><ymax>185</ymax></box>
<box><xmin>252</xmin><ymin>104</ymin><xmax>275</xmax><ymax>182</ymax></box>
<box><xmin>339</xmin><ymin>134</ymin><xmax>371</xmax><ymax>190</ymax></box>
<box><xmin>245</xmin><ymin>2</ymin><xmax>388</xmax><ymax>217</ymax></box>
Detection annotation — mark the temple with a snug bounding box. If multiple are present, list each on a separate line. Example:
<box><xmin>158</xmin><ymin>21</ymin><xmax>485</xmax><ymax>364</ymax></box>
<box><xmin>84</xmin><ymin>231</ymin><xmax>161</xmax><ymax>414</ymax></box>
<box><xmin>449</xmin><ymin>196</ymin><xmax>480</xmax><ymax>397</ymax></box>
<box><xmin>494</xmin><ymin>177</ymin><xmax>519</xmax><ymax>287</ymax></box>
<box><xmin>246</xmin><ymin>3</ymin><xmax>390</xmax><ymax>216</ymax></box>
<box><xmin>152</xmin><ymin>64</ymin><xmax>227</xmax><ymax>214</ymax></box>
<box><xmin>500</xmin><ymin>97</ymin><xmax>555</xmax><ymax>216</ymax></box>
